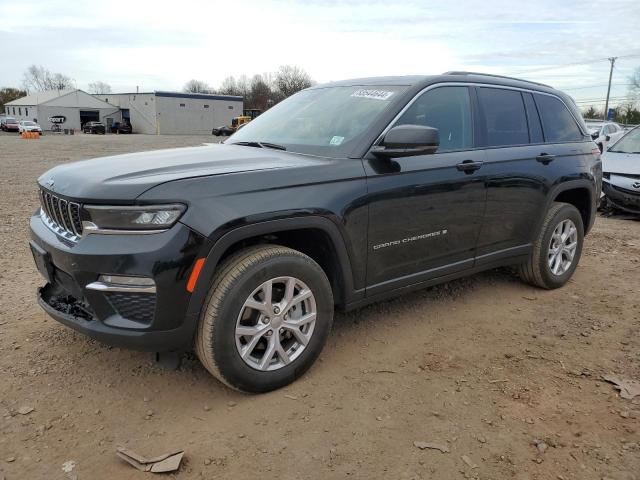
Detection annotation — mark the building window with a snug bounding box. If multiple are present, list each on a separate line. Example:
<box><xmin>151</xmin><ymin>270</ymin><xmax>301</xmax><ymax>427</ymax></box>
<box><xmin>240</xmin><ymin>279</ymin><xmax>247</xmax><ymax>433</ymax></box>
<box><xmin>228</xmin><ymin>106</ymin><xmax>233</xmax><ymax>110</ymax></box>
<box><xmin>18</xmin><ymin>107</ymin><xmax>22</xmax><ymax>116</ymax></box>
<box><xmin>25</xmin><ymin>107</ymin><xmax>28</xmax><ymax>116</ymax></box>
<box><xmin>179</xmin><ymin>103</ymin><xmax>186</xmax><ymax>107</ymax></box>
<box><xmin>12</xmin><ymin>107</ymin><xmax>15</xmax><ymax>114</ymax></box>
<box><xmin>203</xmin><ymin>104</ymin><xmax>209</xmax><ymax>109</ymax></box>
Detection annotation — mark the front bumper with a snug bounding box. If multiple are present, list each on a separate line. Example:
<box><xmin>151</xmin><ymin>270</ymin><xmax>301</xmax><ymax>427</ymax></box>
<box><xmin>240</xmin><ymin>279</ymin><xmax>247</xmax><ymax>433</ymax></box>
<box><xmin>603</xmin><ymin>181</ymin><xmax>640</xmax><ymax>214</ymax></box>
<box><xmin>30</xmin><ymin>210</ymin><xmax>210</xmax><ymax>351</ymax></box>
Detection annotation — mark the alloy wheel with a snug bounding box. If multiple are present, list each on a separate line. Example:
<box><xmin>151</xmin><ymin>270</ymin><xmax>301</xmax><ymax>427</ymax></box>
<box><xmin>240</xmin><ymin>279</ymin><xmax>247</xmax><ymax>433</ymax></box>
<box><xmin>235</xmin><ymin>276</ymin><xmax>317</xmax><ymax>371</ymax></box>
<box><xmin>547</xmin><ymin>219</ymin><xmax>578</xmax><ymax>276</ymax></box>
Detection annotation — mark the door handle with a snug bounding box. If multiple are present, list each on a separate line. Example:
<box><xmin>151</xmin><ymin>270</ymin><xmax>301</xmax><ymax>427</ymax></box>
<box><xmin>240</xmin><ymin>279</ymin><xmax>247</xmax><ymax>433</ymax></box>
<box><xmin>456</xmin><ymin>160</ymin><xmax>484</xmax><ymax>173</ymax></box>
<box><xmin>536</xmin><ymin>153</ymin><xmax>555</xmax><ymax>165</ymax></box>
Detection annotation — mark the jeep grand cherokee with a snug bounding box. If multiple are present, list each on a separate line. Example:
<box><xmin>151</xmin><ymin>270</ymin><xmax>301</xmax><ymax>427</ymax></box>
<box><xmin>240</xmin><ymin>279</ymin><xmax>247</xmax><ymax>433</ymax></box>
<box><xmin>30</xmin><ymin>72</ymin><xmax>601</xmax><ymax>392</ymax></box>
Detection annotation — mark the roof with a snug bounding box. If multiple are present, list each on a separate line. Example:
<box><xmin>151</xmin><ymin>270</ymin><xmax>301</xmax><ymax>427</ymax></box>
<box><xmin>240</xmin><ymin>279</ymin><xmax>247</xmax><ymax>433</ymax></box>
<box><xmin>154</xmin><ymin>91</ymin><xmax>243</xmax><ymax>102</ymax></box>
<box><xmin>6</xmin><ymin>89</ymin><xmax>116</xmax><ymax>109</ymax></box>
<box><xmin>101</xmin><ymin>91</ymin><xmax>244</xmax><ymax>102</ymax></box>
<box><xmin>6</xmin><ymin>89</ymin><xmax>76</xmax><ymax>106</ymax></box>
<box><xmin>313</xmin><ymin>72</ymin><xmax>558</xmax><ymax>95</ymax></box>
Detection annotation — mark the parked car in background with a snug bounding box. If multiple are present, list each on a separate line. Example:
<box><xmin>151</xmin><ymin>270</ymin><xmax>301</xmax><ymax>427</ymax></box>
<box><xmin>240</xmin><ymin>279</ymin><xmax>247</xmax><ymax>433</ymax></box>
<box><xmin>1</xmin><ymin>116</ymin><xmax>19</xmax><ymax>132</ymax></box>
<box><xmin>110</xmin><ymin>122</ymin><xmax>132</xmax><ymax>134</ymax></box>
<box><xmin>83</xmin><ymin>122</ymin><xmax>106</xmax><ymax>134</ymax></box>
<box><xmin>18</xmin><ymin>120</ymin><xmax>42</xmax><ymax>134</ymax></box>
<box><xmin>212</xmin><ymin>115</ymin><xmax>252</xmax><ymax>136</ymax></box>
<box><xmin>585</xmin><ymin>121</ymin><xmax>625</xmax><ymax>152</ymax></box>
<box><xmin>601</xmin><ymin>126</ymin><xmax>640</xmax><ymax>214</ymax></box>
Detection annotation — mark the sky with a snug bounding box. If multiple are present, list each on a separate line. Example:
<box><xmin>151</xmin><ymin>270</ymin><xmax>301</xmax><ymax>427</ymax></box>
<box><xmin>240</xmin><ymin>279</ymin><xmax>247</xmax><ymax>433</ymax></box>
<box><xmin>0</xmin><ymin>0</ymin><xmax>639</xmax><ymax>109</ymax></box>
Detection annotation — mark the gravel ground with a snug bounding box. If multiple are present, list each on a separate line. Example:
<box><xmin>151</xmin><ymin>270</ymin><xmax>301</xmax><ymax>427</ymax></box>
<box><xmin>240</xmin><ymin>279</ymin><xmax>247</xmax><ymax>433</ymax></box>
<box><xmin>0</xmin><ymin>132</ymin><xmax>639</xmax><ymax>480</ymax></box>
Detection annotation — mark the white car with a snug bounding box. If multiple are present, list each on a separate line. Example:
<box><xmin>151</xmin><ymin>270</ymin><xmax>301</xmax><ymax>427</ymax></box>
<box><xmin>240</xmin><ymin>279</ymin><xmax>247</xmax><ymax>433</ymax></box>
<box><xmin>601</xmin><ymin>126</ymin><xmax>640</xmax><ymax>214</ymax></box>
<box><xmin>585</xmin><ymin>121</ymin><xmax>625</xmax><ymax>152</ymax></box>
<box><xmin>18</xmin><ymin>120</ymin><xmax>42</xmax><ymax>134</ymax></box>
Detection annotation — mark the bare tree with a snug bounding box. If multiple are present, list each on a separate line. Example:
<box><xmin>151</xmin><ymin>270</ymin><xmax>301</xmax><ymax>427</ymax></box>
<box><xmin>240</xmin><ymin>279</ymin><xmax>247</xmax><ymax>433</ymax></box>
<box><xmin>274</xmin><ymin>65</ymin><xmax>312</xmax><ymax>98</ymax></box>
<box><xmin>183</xmin><ymin>79</ymin><xmax>213</xmax><ymax>94</ymax></box>
<box><xmin>0</xmin><ymin>87</ymin><xmax>27</xmax><ymax>111</ymax></box>
<box><xmin>247</xmin><ymin>74</ymin><xmax>271</xmax><ymax>110</ymax></box>
<box><xmin>88</xmin><ymin>81</ymin><xmax>112</xmax><ymax>94</ymax></box>
<box><xmin>22</xmin><ymin>65</ymin><xmax>74</xmax><ymax>92</ymax></box>
<box><xmin>219</xmin><ymin>76</ymin><xmax>239</xmax><ymax>96</ymax></box>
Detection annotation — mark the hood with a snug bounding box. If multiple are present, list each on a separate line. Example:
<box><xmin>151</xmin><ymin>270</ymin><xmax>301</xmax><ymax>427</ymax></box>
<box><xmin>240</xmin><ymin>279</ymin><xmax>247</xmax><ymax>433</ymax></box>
<box><xmin>602</xmin><ymin>151</ymin><xmax>640</xmax><ymax>176</ymax></box>
<box><xmin>38</xmin><ymin>143</ymin><xmax>325</xmax><ymax>201</ymax></box>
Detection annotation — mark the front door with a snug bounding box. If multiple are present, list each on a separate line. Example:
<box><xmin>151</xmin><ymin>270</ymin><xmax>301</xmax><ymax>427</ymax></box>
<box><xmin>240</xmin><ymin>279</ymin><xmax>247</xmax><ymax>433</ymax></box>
<box><xmin>364</xmin><ymin>86</ymin><xmax>486</xmax><ymax>296</ymax></box>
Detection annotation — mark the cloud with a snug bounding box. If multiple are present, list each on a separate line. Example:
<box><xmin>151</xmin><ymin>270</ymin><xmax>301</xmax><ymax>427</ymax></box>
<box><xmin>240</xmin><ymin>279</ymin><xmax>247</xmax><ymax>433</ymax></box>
<box><xmin>0</xmin><ymin>0</ymin><xmax>638</xmax><ymax>106</ymax></box>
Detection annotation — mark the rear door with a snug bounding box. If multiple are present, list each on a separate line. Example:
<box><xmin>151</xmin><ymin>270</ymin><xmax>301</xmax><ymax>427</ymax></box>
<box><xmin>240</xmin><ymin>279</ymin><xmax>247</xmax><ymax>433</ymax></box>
<box><xmin>473</xmin><ymin>87</ymin><xmax>550</xmax><ymax>263</ymax></box>
<box><xmin>364</xmin><ymin>85</ymin><xmax>486</xmax><ymax>295</ymax></box>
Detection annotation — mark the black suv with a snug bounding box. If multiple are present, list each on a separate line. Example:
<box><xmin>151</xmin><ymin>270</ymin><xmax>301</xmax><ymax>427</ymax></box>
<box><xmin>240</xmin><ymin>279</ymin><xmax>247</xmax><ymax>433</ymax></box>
<box><xmin>30</xmin><ymin>72</ymin><xmax>601</xmax><ymax>392</ymax></box>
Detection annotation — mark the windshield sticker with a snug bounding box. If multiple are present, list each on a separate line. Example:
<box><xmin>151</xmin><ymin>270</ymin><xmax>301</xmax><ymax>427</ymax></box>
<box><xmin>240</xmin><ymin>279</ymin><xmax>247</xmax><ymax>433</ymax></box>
<box><xmin>329</xmin><ymin>136</ymin><xmax>344</xmax><ymax>146</ymax></box>
<box><xmin>351</xmin><ymin>89</ymin><xmax>395</xmax><ymax>101</ymax></box>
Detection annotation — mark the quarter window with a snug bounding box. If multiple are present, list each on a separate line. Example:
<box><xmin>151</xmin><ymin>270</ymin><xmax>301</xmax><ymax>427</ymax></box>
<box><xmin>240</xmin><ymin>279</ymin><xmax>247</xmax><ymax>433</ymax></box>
<box><xmin>478</xmin><ymin>88</ymin><xmax>528</xmax><ymax>147</ymax></box>
<box><xmin>535</xmin><ymin>94</ymin><xmax>583</xmax><ymax>143</ymax></box>
<box><xmin>394</xmin><ymin>86</ymin><xmax>472</xmax><ymax>152</ymax></box>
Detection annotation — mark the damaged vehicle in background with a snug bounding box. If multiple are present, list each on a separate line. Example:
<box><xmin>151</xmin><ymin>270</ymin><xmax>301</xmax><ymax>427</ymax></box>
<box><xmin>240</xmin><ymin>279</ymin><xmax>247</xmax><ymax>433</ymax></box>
<box><xmin>601</xmin><ymin>126</ymin><xmax>640</xmax><ymax>214</ymax></box>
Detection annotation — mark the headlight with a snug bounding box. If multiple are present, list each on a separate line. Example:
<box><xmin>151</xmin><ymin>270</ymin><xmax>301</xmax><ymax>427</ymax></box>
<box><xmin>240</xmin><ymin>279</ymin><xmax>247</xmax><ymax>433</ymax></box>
<box><xmin>82</xmin><ymin>204</ymin><xmax>186</xmax><ymax>232</ymax></box>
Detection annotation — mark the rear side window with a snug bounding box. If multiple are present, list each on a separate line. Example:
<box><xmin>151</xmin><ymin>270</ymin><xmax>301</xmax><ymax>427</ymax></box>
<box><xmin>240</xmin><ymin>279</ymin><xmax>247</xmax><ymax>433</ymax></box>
<box><xmin>535</xmin><ymin>94</ymin><xmax>583</xmax><ymax>143</ymax></box>
<box><xmin>478</xmin><ymin>88</ymin><xmax>528</xmax><ymax>147</ymax></box>
<box><xmin>523</xmin><ymin>92</ymin><xmax>544</xmax><ymax>143</ymax></box>
<box><xmin>395</xmin><ymin>86</ymin><xmax>472</xmax><ymax>152</ymax></box>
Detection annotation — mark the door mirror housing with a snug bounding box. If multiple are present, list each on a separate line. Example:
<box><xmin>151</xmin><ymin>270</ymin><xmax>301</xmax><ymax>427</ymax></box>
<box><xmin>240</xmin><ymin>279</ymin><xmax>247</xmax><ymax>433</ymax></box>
<box><xmin>590</xmin><ymin>131</ymin><xmax>599</xmax><ymax>140</ymax></box>
<box><xmin>371</xmin><ymin>125</ymin><xmax>439</xmax><ymax>158</ymax></box>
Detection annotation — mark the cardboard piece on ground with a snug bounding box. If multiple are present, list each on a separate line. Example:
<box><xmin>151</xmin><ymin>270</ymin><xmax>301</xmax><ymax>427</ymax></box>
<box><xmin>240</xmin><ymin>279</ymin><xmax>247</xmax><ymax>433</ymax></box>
<box><xmin>116</xmin><ymin>447</ymin><xmax>184</xmax><ymax>473</ymax></box>
<box><xmin>603</xmin><ymin>374</ymin><xmax>640</xmax><ymax>400</ymax></box>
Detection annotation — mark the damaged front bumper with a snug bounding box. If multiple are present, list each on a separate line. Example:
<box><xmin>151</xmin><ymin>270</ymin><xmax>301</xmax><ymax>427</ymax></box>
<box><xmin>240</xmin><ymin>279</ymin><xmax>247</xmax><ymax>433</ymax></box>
<box><xmin>30</xmin><ymin>209</ymin><xmax>210</xmax><ymax>351</ymax></box>
<box><xmin>602</xmin><ymin>181</ymin><xmax>640</xmax><ymax>214</ymax></box>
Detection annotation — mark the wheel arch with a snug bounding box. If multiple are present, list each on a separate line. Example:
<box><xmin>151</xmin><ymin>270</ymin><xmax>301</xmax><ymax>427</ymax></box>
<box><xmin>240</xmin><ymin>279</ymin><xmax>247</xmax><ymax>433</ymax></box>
<box><xmin>542</xmin><ymin>180</ymin><xmax>596</xmax><ymax>236</ymax></box>
<box><xmin>186</xmin><ymin>217</ymin><xmax>360</xmax><ymax>320</ymax></box>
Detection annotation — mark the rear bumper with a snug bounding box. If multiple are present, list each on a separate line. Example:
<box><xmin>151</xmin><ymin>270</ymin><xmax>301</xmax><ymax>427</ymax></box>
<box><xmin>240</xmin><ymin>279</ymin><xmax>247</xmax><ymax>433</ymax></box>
<box><xmin>603</xmin><ymin>181</ymin><xmax>640</xmax><ymax>214</ymax></box>
<box><xmin>30</xmin><ymin>210</ymin><xmax>211</xmax><ymax>351</ymax></box>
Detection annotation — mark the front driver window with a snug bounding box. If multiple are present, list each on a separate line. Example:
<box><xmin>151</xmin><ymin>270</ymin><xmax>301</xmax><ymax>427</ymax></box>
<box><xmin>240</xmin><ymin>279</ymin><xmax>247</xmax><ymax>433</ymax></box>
<box><xmin>394</xmin><ymin>86</ymin><xmax>472</xmax><ymax>152</ymax></box>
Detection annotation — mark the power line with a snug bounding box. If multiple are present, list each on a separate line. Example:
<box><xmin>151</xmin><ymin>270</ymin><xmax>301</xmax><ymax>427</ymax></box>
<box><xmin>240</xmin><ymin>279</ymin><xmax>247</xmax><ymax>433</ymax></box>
<box><xmin>563</xmin><ymin>83</ymin><xmax>632</xmax><ymax>91</ymax></box>
<box><xmin>511</xmin><ymin>52</ymin><xmax>640</xmax><ymax>75</ymax></box>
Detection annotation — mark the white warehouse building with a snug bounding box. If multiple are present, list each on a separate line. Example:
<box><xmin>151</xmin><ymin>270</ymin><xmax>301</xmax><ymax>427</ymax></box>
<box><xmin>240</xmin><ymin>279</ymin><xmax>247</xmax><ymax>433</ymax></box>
<box><xmin>96</xmin><ymin>91</ymin><xmax>244</xmax><ymax>135</ymax></box>
<box><xmin>4</xmin><ymin>89</ymin><xmax>121</xmax><ymax>131</ymax></box>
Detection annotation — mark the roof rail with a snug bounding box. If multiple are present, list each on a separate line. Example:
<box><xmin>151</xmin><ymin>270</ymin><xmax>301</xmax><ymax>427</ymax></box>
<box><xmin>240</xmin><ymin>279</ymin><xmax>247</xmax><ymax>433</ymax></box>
<box><xmin>442</xmin><ymin>71</ymin><xmax>552</xmax><ymax>88</ymax></box>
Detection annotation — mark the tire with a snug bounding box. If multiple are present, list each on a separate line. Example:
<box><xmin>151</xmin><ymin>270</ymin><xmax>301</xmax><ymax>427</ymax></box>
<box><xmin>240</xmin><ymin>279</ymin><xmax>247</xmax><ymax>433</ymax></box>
<box><xmin>518</xmin><ymin>202</ymin><xmax>584</xmax><ymax>289</ymax></box>
<box><xmin>195</xmin><ymin>245</ymin><xmax>334</xmax><ymax>393</ymax></box>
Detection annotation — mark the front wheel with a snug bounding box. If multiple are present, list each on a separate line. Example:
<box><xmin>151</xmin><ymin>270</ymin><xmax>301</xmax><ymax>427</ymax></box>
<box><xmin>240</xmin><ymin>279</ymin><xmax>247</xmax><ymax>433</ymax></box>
<box><xmin>518</xmin><ymin>202</ymin><xmax>584</xmax><ymax>289</ymax></box>
<box><xmin>195</xmin><ymin>245</ymin><xmax>334</xmax><ymax>393</ymax></box>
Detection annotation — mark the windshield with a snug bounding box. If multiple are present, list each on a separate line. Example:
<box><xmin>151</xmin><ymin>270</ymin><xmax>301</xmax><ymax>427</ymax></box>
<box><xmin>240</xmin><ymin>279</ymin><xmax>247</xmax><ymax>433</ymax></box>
<box><xmin>609</xmin><ymin>127</ymin><xmax>640</xmax><ymax>154</ymax></box>
<box><xmin>22</xmin><ymin>121</ymin><xmax>35</xmax><ymax>126</ymax></box>
<box><xmin>229</xmin><ymin>85</ymin><xmax>407</xmax><ymax>158</ymax></box>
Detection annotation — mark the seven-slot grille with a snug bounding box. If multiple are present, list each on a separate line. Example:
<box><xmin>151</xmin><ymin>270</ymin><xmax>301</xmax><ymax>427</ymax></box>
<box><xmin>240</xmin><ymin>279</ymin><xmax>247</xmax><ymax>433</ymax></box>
<box><xmin>39</xmin><ymin>189</ymin><xmax>83</xmax><ymax>238</ymax></box>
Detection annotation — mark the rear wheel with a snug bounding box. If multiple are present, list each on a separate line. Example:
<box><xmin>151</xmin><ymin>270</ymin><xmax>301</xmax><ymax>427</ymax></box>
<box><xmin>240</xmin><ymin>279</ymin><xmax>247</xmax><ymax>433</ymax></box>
<box><xmin>195</xmin><ymin>245</ymin><xmax>334</xmax><ymax>393</ymax></box>
<box><xmin>518</xmin><ymin>202</ymin><xmax>584</xmax><ymax>289</ymax></box>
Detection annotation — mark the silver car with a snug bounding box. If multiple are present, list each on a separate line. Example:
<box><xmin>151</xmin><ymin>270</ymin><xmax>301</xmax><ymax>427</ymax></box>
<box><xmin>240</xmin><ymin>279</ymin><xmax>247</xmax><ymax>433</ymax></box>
<box><xmin>601</xmin><ymin>126</ymin><xmax>640</xmax><ymax>214</ymax></box>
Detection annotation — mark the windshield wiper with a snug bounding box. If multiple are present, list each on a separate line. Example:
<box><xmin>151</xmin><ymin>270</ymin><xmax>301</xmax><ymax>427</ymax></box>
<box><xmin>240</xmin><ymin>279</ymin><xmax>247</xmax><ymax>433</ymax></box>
<box><xmin>232</xmin><ymin>141</ymin><xmax>287</xmax><ymax>151</ymax></box>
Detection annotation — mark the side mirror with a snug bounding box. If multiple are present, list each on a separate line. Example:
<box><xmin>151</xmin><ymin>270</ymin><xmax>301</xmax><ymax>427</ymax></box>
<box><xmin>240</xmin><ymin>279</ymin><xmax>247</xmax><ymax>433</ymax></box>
<box><xmin>371</xmin><ymin>125</ymin><xmax>439</xmax><ymax>158</ymax></box>
<box><xmin>605</xmin><ymin>135</ymin><xmax>611</xmax><ymax>141</ymax></box>
<box><xmin>590</xmin><ymin>132</ymin><xmax>599</xmax><ymax>140</ymax></box>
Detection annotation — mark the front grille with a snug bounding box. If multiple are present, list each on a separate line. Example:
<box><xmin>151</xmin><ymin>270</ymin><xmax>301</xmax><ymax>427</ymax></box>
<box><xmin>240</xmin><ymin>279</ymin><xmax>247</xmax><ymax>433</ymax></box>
<box><xmin>104</xmin><ymin>292</ymin><xmax>156</xmax><ymax>324</ymax></box>
<box><xmin>39</xmin><ymin>189</ymin><xmax>83</xmax><ymax>239</ymax></box>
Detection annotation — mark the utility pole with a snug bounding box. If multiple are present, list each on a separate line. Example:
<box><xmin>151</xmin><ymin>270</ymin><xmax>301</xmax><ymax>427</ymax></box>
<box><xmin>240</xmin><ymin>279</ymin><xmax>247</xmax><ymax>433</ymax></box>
<box><xmin>603</xmin><ymin>57</ymin><xmax>616</xmax><ymax>121</ymax></box>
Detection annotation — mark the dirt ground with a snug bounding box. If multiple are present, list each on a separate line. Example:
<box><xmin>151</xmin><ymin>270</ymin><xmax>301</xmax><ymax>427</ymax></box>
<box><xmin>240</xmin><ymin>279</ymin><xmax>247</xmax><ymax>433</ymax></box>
<box><xmin>0</xmin><ymin>132</ymin><xmax>638</xmax><ymax>480</ymax></box>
